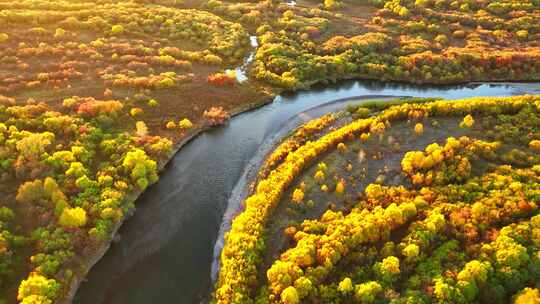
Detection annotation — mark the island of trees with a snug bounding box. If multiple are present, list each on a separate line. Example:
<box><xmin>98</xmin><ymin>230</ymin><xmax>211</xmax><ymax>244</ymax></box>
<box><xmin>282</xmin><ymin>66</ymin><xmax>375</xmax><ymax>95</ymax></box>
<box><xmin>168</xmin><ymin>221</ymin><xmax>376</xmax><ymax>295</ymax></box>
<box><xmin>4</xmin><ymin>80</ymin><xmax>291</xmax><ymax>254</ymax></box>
<box><xmin>216</xmin><ymin>95</ymin><xmax>540</xmax><ymax>303</ymax></box>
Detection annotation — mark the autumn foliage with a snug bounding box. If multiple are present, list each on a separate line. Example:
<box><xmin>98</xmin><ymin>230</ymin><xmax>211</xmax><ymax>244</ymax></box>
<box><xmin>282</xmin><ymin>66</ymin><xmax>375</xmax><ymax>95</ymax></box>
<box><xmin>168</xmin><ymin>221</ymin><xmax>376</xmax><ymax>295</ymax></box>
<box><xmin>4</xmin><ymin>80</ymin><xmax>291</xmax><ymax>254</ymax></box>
<box><xmin>207</xmin><ymin>73</ymin><xmax>236</xmax><ymax>86</ymax></box>
<box><xmin>203</xmin><ymin>106</ymin><xmax>230</xmax><ymax>126</ymax></box>
<box><xmin>0</xmin><ymin>94</ymin><xmax>171</xmax><ymax>303</ymax></box>
<box><xmin>216</xmin><ymin>95</ymin><xmax>540</xmax><ymax>304</ymax></box>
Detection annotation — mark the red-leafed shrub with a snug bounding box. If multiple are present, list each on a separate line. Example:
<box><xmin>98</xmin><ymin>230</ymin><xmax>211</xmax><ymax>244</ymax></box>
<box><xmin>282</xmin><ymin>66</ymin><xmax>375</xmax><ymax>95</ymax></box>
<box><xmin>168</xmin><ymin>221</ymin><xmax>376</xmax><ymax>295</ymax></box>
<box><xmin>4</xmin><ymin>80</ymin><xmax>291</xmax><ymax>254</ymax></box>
<box><xmin>203</xmin><ymin>106</ymin><xmax>230</xmax><ymax>125</ymax></box>
<box><xmin>77</xmin><ymin>99</ymin><xmax>123</xmax><ymax>117</ymax></box>
<box><xmin>207</xmin><ymin>73</ymin><xmax>236</xmax><ymax>86</ymax></box>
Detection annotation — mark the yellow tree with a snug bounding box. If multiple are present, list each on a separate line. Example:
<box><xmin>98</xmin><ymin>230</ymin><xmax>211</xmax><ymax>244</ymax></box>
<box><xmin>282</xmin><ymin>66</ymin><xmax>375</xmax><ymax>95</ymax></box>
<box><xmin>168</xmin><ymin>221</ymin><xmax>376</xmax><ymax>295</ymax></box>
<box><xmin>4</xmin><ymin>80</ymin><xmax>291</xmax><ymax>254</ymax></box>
<box><xmin>58</xmin><ymin>207</ymin><xmax>87</xmax><ymax>228</ymax></box>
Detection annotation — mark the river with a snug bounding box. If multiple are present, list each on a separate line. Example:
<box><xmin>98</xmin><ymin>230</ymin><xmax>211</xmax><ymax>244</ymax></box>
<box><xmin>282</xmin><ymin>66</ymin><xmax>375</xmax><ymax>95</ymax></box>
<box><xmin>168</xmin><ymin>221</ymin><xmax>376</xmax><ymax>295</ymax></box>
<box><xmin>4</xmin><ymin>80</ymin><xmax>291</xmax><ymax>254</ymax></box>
<box><xmin>74</xmin><ymin>80</ymin><xmax>540</xmax><ymax>304</ymax></box>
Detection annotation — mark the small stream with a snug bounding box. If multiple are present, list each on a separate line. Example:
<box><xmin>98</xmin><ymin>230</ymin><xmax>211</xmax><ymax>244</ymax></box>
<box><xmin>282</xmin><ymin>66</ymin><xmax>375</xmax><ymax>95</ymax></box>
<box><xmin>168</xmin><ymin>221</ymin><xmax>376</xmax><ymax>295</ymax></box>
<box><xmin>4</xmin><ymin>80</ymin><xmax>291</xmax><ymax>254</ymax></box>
<box><xmin>285</xmin><ymin>0</ymin><xmax>297</xmax><ymax>6</ymax></box>
<box><xmin>226</xmin><ymin>36</ymin><xmax>258</xmax><ymax>83</ymax></box>
<box><xmin>74</xmin><ymin>81</ymin><xmax>540</xmax><ymax>304</ymax></box>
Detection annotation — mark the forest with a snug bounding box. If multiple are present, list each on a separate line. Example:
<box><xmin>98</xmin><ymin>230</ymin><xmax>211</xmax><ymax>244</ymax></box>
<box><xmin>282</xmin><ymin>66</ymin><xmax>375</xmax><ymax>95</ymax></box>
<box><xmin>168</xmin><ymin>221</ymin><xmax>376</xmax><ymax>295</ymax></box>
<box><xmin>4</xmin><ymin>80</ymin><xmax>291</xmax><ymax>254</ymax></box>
<box><xmin>0</xmin><ymin>0</ymin><xmax>538</xmax><ymax>303</ymax></box>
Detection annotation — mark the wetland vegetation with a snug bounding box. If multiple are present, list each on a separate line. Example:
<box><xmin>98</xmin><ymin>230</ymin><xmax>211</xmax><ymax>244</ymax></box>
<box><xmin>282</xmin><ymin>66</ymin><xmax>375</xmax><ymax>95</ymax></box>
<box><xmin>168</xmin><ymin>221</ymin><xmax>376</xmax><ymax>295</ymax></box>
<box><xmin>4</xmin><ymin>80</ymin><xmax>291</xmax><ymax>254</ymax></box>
<box><xmin>0</xmin><ymin>0</ymin><xmax>538</xmax><ymax>303</ymax></box>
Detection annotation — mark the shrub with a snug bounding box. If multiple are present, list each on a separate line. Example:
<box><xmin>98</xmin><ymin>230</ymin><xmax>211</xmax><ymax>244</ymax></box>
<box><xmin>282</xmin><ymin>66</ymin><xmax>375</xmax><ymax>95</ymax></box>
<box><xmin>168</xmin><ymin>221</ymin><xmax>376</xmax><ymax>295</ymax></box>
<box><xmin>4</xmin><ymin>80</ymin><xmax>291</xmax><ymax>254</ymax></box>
<box><xmin>77</xmin><ymin>99</ymin><xmax>123</xmax><ymax>118</ymax></box>
<box><xmin>16</xmin><ymin>180</ymin><xmax>45</xmax><ymax>205</ymax></box>
<box><xmin>207</xmin><ymin>73</ymin><xmax>236</xmax><ymax>86</ymax></box>
<box><xmin>178</xmin><ymin>118</ymin><xmax>193</xmax><ymax>130</ymax></box>
<box><xmin>291</xmin><ymin>188</ymin><xmax>304</xmax><ymax>204</ymax></box>
<box><xmin>529</xmin><ymin>140</ymin><xmax>540</xmax><ymax>152</ymax></box>
<box><xmin>111</xmin><ymin>25</ymin><xmax>124</xmax><ymax>35</ymax></box>
<box><xmin>338</xmin><ymin>278</ymin><xmax>353</xmax><ymax>294</ymax></box>
<box><xmin>335</xmin><ymin>179</ymin><xmax>345</xmax><ymax>195</ymax></box>
<box><xmin>17</xmin><ymin>273</ymin><xmax>59</xmax><ymax>303</ymax></box>
<box><xmin>516</xmin><ymin>30</ymin><xmax>529</xmax><ymax>41</ymax></box>
<box><xmin>281</xmin><ymin>286</ymin><xmax>300</xmax><ymax>304</ymax></box>
<box><xmin>414</xmin><ymin>123</ymin><xmax>424</xmax><ymax>135</ymax></box>
<box><xmin>355</xmin><ymin>281</ymin><xmax>382</xmax><ymax>303</ymax></box>
<box><xmin>58</xmin><ymin>207</ymin><xmax>87</xmax><ymax>228</ymax></box>
<box><xmin>54</xmin><ymin>28</ymin><xmax>66</xmax><ymax>39</ymax></box>
<box><xmin>452</xmin><ymin>30</ymin><xmax>466</xmax><ymax>39</ymax></box>
<box><xmin>122</xmin><ymin>149</ymin><xmax>158</xmax><ymax>190</ymax></box>
<box><xmin>135</xmin><ymin>121</ymin><xmax>148</xmax><ymax>137</ymax></box>
<box><xmin>16</xmin><ymin>132</ymin><xmax>55</xmax><ymax>160</ymax></box>
<box><xmin>460</xmin><ymin>114</ymin><xmax>475</xmax><ymax>128</ymax></box>
<box><xmin>165</xmin><ymin>121</ymin><xmax>177</xmax><ymax>129</ymax></box>
<box><xmin>514</xmin><ymin>288</ymin><xmax>540</xmax><ymax>304</ymax></box>
<box><xmin>203</xmin><ymin>107</ymin><xmax>230</xmax><ymax>126</ymax></box>
<box><xmin>130</xmin><ymin>107</ymin><xmax>143</xmax><ymax>117</ymax></box>
<box><xmin>434</xmin><ymin>34</ymin><xmax>448</xmax><ymax>44</ymax></box>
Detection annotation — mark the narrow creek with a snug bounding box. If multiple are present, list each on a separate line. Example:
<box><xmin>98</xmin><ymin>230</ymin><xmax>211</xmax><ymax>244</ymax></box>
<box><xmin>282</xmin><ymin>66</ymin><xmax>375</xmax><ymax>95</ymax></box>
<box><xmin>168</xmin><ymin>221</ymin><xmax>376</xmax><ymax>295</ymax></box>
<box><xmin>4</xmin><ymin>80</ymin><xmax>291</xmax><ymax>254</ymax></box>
<box><xmin>74</xmin><ymin>81</ymin><xmax>540</xmax><ymax>304</ymax></box>
<box><xmin>226</xmin><ymin>36</ymin><xmax>258</xmax><ymax>83</ymax></box>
